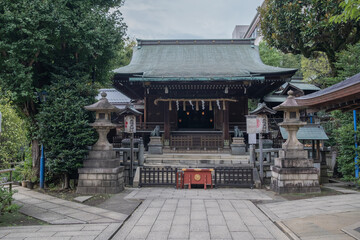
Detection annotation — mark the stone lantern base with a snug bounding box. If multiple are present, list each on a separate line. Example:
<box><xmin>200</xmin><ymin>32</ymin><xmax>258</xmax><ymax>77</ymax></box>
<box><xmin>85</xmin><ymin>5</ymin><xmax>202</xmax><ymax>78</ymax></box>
<box><xmin>270</xmin><ymin>149</ymin><xmax>320</xmax><ymax>194</ymax></box>
<box><xmin>148</xmin><ymin>136</ymin><xmax>163</xmax><ymax>154</ymax></box>
<box><xmin>77</xmin><ymin>149</ymin><xmax>124</xmax><ymax>194</ymax></box>
<box><xmin>230</xmin><ymin>137</ymin><xmax>246</xmax><ymax>155</ymax></box>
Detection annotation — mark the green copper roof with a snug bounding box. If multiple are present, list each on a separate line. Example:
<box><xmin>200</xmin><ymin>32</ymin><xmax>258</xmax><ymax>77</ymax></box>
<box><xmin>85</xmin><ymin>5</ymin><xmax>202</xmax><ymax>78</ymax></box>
<box><xmin>113</xmin><ymin>39</ymin><xmax>297</xmax><ymax>79</ymax></box>
<box><xmin>280</xmin><ymin>125</ymin><xmax>329</xmax><ymax>140</ymax></box>
<box><xmin>263</xmin><ymin>95</ymin><xmax>287</xmax><ymax>103</ymax></box>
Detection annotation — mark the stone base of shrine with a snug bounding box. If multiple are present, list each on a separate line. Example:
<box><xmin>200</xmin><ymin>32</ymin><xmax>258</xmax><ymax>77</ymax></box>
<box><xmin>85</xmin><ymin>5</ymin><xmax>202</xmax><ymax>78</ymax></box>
<box><xmin>76</xmin><ymin>150</ymin><xmax>124</xmax><ymax>194</ymax></box>
<box><xmin>270</xmin><ymin>165</ymin><xmax>320</xmax><ymax>194</ymax></box>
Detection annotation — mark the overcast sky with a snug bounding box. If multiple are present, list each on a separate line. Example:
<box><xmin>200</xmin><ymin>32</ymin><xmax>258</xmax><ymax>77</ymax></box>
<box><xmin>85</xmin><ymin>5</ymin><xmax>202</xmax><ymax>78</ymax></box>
<box><xmin>121</xmin><ymin>0</ymin><xmax>263</xmax><ymax>40</ymax></box>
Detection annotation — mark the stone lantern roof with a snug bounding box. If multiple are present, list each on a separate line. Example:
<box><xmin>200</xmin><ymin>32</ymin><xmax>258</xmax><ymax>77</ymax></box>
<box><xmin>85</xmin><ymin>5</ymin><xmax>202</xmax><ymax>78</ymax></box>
<box><xmin>119</xmin><ymin>103</ymin><xmax>143</xmax><ymax>116</ymax></box>
<box><xmin>273</xmin><ymin>90</ymin><xmax>304</xmax><ymax>111</ymax></box>
<box><xmin>85</xmin><ymin>92</ymin><xmax>120</xmax><ymax>113</ymax></box>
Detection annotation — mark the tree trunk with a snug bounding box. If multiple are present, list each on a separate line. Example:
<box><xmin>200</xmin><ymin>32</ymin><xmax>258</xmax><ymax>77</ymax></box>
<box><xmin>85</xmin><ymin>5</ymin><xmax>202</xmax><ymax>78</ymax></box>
<box><xmin>31</xmin><ymin>139</ymin><xmax>40</xmax><ymax>176</ymax></box>
<box><xmin>64</xmin><ymin>173</ymin><xmax>70</xmax><ymax>189</ymax></box>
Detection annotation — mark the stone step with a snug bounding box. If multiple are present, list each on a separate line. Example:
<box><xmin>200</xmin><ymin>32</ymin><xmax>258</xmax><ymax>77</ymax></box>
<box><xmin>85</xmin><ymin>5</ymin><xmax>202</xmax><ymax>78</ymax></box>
<box><xmin>145</xmin><ymin>154</ymin><xmax>249</xmax><ymax>160</ymax></box>
<box><xmin>145</xmin><ymin>159</ymin><xmax>249</xmax><ymax>164</ymax></box>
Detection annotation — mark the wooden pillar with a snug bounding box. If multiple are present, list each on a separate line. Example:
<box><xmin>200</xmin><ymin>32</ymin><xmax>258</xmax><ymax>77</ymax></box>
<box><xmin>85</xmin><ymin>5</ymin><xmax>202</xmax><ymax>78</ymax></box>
<box><xmin>164</xmin><ymin>102</ymin><xmax>170</xmax><ymax>145</ymax></box>
<box><xmin>143</xmin><ymin>96</ymin><xmax>147</xmax><ymax>130</ymax></box>
<box><xmin>316</xmin><ymin>140</ymin><xmax>320</xmax><ymax>160</ymax></box>
<box><xmin>223</xmin><ymin>101</ymin><xmax>230</xmax><ymax>147</ymax></box>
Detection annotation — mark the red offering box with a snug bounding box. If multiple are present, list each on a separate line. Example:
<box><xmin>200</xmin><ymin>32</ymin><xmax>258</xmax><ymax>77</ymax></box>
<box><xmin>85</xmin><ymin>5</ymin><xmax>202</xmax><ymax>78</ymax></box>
<box><xmin>179</xmin><ymin>168</ymin><xmax>213</xmax><ymax>189</ymax></box>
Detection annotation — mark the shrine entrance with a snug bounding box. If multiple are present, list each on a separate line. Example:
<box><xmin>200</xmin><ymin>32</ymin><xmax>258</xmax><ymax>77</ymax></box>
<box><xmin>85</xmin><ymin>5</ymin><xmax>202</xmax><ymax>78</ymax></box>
<box><xmin>177</xmin><ymin>107</ymin><xmax>214</xmax><ymax>129</ymax></box>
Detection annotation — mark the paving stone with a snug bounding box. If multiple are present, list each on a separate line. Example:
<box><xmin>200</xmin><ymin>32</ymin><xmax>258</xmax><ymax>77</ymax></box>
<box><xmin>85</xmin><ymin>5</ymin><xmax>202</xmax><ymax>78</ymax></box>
<box><xmin>146</xmin><ymin>231</ymin><xmax>169</xmax><ymax>240</ymax></box>
<box><xmin>54</xmin><ymin>231</ymin><xmax>100</xmax><ymax>237</ymax></box>
<box><xmin>136</xmin><ymin>215</ymin><xmax>157</xmax><ymax>226</ymax></box>
<box><xmin>190</xmin><ymin>220</ymin><xmax>209</xmax><ymax>232</ymax></box>
<box><xmin>74</xmin><ymin>196</ymin><xmax>93</xmax><ymax>203</ymax></box>
<box><xmin>209</xmin><ymin>225</ymin><xmax>232</xmax><ymax>239</ymax></box>
<box><xmin>5</xmin><ymin>231</ymin><xmax>56</xmax><ymax>238</ymax></box>
<box><xmin>189</xmin><ymin>231</ymin><xmax>210</xmax><ymax>240</ymax></box>
<box><xmin>143</xmin><ymin>207</ymin><xmax>161</xmax><ymax>217</ymax></box>
<box><xmin>175</xmin><ymin>207</ymin><xmax>191</xmax><ymax>216</ymax></box>
<box><xmin>157</xmin><ymin>211</ymin><xmax>175</xmax><ymax>220</ymax></box>
<box><xmin>68</xmin><ymin>212</ymin><xmax>102</xmax><ymax>222</ymax></box>
<box><xmin>226</xmin><ymin>220</ymin><xmax>248</xmax><ymax>232</ymax></box>
<box><xmin>126</xmin><ymin>225</ymin><xmax>151</xmax><ymax>239</ymax></box>
<box><xmin>152</xmin><ymin>220</ymin><xmax>172</xmax><ymax>232</ymax></box>
<box><xmin>99</xmin><ymin>211</ymin><xmax>128</xmax><ymax>221</ymax></box>
<box><xmin>168</xmin><ymin>225</ymin><xmax>189</xmax><ymax>239</ymax></box>
<box><xmin>190</xmin><ymin>211</ymin><xmax>207</xmax><ymax>220</ymax></box>
<box><xmin>208</xmin><ymin>215</ymin><xmax>226</xmax><ymax>226</ymax></box>
<box><xmin>26</xmin><ymin>237</ymin><xmax>72</xmax><ymax>240</ymax></box>
<box><xmin>161</xmin><ymin>204</ymin><xmax>177</xmax><ymax>212</ymax></box>
<box><xmin>206</xmin><ymin>208</ymin><xmax>222</xmax><ymax>216</ymax></box>
<box><xmin>248</xmin><ymin>225</ymin><xmax>274</xmax><ymax>239</ymax></box>
<box><xmin>231</xmin><ymin>231</ymin><xmax>255</xmax><ymax>240</ymax></box>
<box><xmin>173</xmin><ymin>215</ymin><xmax>191</xmax><ymax>225</ymax></box>
<box><xmin>243</xmin><ymin>216</ymin><xmax>263</xmax><ymax>226</ymax></box>
<box><xmin>95</xmin><ymin>223</ymin><xmax>122</xmax><ymax>240</ymax></box>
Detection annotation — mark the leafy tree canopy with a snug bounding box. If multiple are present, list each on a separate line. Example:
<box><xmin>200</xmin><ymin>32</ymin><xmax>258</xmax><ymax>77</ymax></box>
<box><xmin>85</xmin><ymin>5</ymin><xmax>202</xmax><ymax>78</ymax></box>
<box><xmin>0</xmin><ymin>0</ymin><xmax>126</xmax><ymax>119</ymax></box>
<box><xmin>259</xmin><ymin>0</ymin><xmax>360</xmax><ymax>75</ymax></box>
<box><xmin>0</xmin><ymin>0</ymin><xmax>127</xmax><ymax>174</ymax></box>
<box><xmin>301</xmin><ymin>52</ymin><xmax>332</xmax><ymax>88</ymax></box>
<box><xmin>332</xmin><ymin>0</ymin><xmax>360</xmax><ymax>23</ymax></box>
<box><xmin>259</xmin><ymin>42</ymin><xmax>302</xmax><ymax>77</ymax></box>
<box><xmin>0</xmin><ymin>91</ymin><xmax>28</xmax><ymax>164</ymax></box>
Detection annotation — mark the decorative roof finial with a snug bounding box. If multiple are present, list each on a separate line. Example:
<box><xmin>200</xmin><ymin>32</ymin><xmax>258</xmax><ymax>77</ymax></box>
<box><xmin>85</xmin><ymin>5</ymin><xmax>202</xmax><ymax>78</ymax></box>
<box><xmin>101</xmin><ymin>92</ymin><xmax>107</xmax><ymax>98</ymax></box>
<box><xmin>287</xmin><ymin>90</ymin><xmax>294</xmax><ymax>98</ymax></box>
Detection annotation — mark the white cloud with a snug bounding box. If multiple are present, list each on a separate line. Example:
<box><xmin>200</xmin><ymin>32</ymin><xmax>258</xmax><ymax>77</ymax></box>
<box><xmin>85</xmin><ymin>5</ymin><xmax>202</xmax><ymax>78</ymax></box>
<box><xmin>120</xmin><ymin>0</ymin><xmax>263</xmax><ymax>39</ymax></box>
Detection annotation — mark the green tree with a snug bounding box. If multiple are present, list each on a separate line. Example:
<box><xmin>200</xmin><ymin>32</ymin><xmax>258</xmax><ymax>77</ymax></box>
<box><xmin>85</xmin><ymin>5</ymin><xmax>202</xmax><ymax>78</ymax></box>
<box><xmin>36</xmin><ymin>67</ymin><xmax>97</xmax><ymax>188</ymax></box>
<box><xmin>0</xmin><ymin>0</ymin><xmax>126</xmax><ymax>175</ymax></box>
<box><xmin>301</xmin><ymin>53</ymin><xmax>332</xmax><ymax>88</ymax></box>
<box><xmin>259</xmin><ymin>42</ymin><xmax>302</xmax><ymax>77</ymax></box>
<box><xmin>0</xmin><ymin>91</ymin><xmax>28</xmax><ymax>165</ymax></box>
<box><xmin>259</xmin><ymin>0</ymin><xmax>360</xmax><ymax>75</ymax></box>
<box><xmin>325</xmin><ymin>42</ymin><xmax>360</xmax><ymax>180</ymax></box>
<box><xmin>332</xmin><ymin>0</ymin><xmax>360</xmax><ymax>23</ymax></box>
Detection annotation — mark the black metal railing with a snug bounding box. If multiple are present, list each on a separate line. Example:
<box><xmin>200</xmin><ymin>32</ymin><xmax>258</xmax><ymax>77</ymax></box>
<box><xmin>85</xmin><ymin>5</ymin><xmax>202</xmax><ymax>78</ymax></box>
<box><xmin>214</xmin><ymin>167</ymin><xmax>253</xmax><ymax>188</ymax></box>
<box><xmin>139</xmin><ymin>167</ymin><xmax>178</xmax><ymax>187</ymax></box>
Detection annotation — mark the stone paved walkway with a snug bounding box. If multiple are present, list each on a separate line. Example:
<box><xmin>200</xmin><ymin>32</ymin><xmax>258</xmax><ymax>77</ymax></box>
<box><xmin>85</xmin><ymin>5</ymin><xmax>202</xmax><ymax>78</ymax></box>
<box><xmin>0</xmin><ymin>186</ymin><xmax>129</xmax><ymax>240</ymax></box>
<box><xmin>13</xmin><ymin>187</ymin><xmax>128</xmax><ymax>224</ymax></box>
<box><xmin>125</xmin><ymin>187</ymin><xmax>273</xmax><ymax>201</ymax></box>
<box><xmin>0</xmin><ymin>223</ymin><xmax>120</xmax><ymax>240</ymax></box>
<box><xmin>259</xmin><ymin>192</ymin><xmax>360</xmax><ymax>240</ymax></box>
<box><xmin>113</xmin><ymin>188</ymin><xmax>289</xmax><ymax>240</ymax></box>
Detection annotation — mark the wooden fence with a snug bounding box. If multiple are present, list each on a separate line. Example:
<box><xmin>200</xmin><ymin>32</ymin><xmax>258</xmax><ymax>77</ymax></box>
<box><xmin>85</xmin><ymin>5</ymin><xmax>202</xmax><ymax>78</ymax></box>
<box><xmin>214</xmin><ymin>167</ymin><xmax>253</xmax><ymax>188</ymax></box>
<box><xmin>139</xmin><ymin>167</ymin><xmax>178</xmax><ymax>187</ymax></box>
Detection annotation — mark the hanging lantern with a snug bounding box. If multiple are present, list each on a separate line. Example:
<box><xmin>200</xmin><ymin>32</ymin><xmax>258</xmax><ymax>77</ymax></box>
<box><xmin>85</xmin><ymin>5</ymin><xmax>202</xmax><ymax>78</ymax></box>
<box><xmin>169</xmin><ymin>101</ymin><xmax>172</xmax><ymax>111</ymax></box>
<box><xmin>196</xmin><ymin>101</ymin><xmax>199</xmax><ymax>111</ymax></box>
<box><xmin>223</xmin><ymin>100</ymin><xmax>226</xmax><ymax>110</ymax></box>
<box><xmin>209</xmin><ymin>101</ymin><xmax>213</xmax><ymax>111</ymax></box>
<box><xmin>183</xmin><ymin>101</ymin><xmax>186</xmax><ymax>111</ymax></box>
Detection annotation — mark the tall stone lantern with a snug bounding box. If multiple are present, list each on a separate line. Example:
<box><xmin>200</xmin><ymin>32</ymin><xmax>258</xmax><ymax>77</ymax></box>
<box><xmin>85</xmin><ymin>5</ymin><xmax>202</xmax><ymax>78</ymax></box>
<box><xmin>271</xmin><ymin>90</ymin><xmax>320</xmax><ymax>193</ymax></box>
<box><xmin>85</xmin><ymin>92</ymin><xmax>119</xmax><ymax>150</ymax></box>
<box><xmin>77</xmin><ymin>92</ymin><xmax>125</xmax><ymax>194</ymax></box>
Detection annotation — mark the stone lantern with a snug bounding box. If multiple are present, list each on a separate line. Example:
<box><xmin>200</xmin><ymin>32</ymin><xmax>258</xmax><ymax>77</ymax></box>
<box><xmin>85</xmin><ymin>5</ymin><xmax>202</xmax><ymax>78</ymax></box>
<box><xmin>77</xmin><ymin>92</ymin><xmax>124</xmax><ymax>194</ymax></box>
<box><xmin>270</xmin><ymin>90</ymin><xmax>320</xmax><ymax>193</ymax></box>
<box><xmin>84</xmin><ymin>92</ymin><xmax>120</xmax><ymax>151</ymax></box>
<box><xmin>274</xmin><ymin>90</ymin><xmax>307</xmax><ymax>150</ymax></box>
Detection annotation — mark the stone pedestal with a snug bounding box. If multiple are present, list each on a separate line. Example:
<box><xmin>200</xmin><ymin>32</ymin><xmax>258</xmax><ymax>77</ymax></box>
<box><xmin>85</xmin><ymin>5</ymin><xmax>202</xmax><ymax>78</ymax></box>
<box><xmin>77</xmin><ymin>150</ymin><xmax>124</xmax><ymax>194</ymax></box>
<box><xmin>270</xmin><ymin>149</ymin><xmax>320</xmax><ymax>194</ymax></box>
<box><xmin>231</xmin><ymin>137</ymin><xmax>246</xmax><ymax>155</ymax></box>
<box><xmin>148</xmin><ymin>136</ymin><xmax>163</xmax><ymax>154</ymax></box>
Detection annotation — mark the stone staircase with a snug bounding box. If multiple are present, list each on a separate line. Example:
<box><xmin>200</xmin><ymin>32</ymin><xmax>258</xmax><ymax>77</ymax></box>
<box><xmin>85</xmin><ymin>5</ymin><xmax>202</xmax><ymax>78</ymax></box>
<box><xmin>144</xmin><ymin>153</ymin><xmax>250</xmax><ymax>168</ymax></box>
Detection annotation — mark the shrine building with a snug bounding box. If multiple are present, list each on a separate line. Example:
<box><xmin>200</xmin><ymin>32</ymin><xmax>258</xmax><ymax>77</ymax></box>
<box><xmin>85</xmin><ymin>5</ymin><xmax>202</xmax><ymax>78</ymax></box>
<box><xmin>113</xmin><ymin>39</ymin><xmax>297</xmax><ymax>151</ymax></box>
